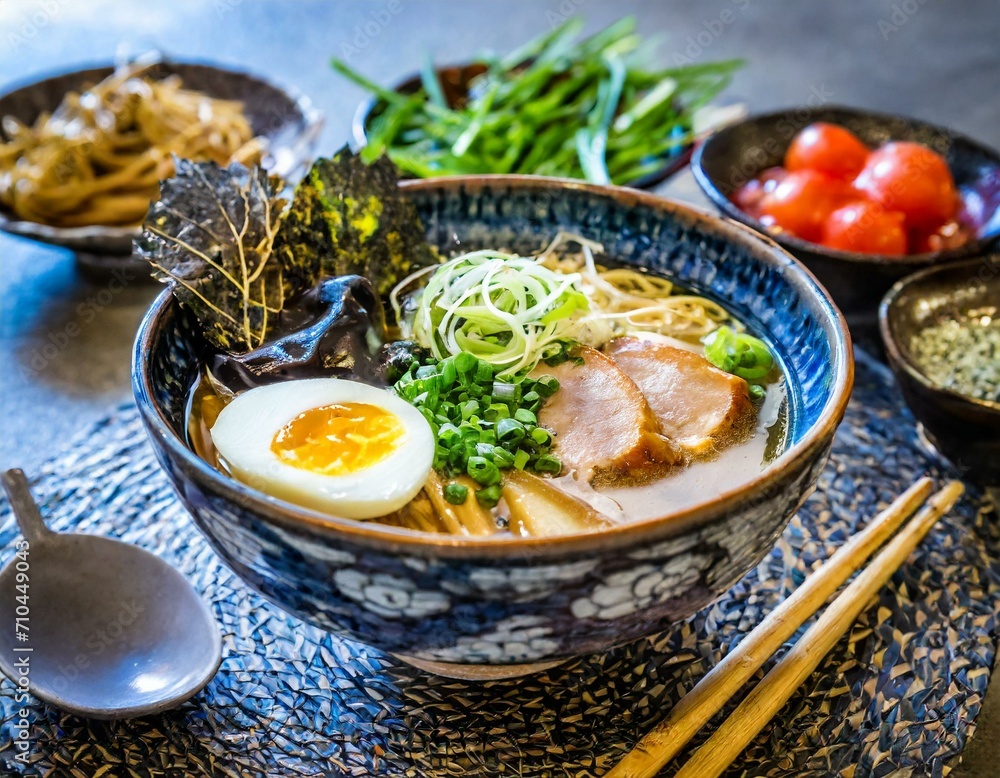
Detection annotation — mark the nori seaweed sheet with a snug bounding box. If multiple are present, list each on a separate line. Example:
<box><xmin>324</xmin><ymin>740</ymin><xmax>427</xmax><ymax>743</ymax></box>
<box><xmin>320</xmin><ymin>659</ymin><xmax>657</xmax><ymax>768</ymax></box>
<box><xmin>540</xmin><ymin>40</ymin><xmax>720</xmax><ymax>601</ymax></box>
<box><xmin>273</xmin><ymin>147</ymin><xmax>438</xmax><ymax>304</ymax></box>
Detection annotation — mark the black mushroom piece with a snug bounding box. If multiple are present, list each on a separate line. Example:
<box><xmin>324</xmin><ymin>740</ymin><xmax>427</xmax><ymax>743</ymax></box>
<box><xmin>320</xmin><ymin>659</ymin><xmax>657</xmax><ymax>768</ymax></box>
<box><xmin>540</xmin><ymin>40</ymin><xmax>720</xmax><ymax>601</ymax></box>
<box><xmin>210</xmin><ymin>275</ymin><xmax>411</xmax><ymax>393</ymax></box>
<box><xmin>376</xmin><ymin>340</ymin><xmax>429</xmax><ymax>384</ymax></box>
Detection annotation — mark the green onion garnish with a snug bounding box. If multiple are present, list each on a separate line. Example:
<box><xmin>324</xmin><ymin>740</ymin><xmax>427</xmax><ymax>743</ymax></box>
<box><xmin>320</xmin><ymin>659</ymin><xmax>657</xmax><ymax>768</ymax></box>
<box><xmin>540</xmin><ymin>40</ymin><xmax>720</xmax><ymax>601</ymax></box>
<box><xmin>392</xmin><ymin>351</ymin><xmax>562</xmax><ymax>506</ymax></box>
<box><xmin>403</xmin><ymin>249</ymin><xmax>589</xmax><ymax>376</ymax></box>
<box><xmin>703</xmin><ymin>325</ymin><xmax>775</xmax><ymax>400</ymax></box>
<box><xmin>443</xmin><ymin>482</ymin><xmax>469</xmax><ymax>505</ymax></box>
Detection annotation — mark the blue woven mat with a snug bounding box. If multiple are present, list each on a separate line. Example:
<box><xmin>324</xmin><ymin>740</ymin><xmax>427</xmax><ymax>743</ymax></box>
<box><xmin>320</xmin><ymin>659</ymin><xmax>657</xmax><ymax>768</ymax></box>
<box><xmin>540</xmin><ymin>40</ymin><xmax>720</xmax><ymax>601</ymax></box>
<box><xmin>1</xmin><ymin>349</ymin><xmax>997</xmax><ymax>777</ymax></box>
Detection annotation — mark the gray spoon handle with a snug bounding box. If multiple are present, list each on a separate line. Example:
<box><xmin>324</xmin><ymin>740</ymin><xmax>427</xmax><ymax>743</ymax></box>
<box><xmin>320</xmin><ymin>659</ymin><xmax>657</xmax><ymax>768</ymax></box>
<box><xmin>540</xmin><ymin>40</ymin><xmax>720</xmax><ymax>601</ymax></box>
<box><xmin>2</xmin><ymin>469</ymin><xmax>54</xmax><ymax>546</ymax></box>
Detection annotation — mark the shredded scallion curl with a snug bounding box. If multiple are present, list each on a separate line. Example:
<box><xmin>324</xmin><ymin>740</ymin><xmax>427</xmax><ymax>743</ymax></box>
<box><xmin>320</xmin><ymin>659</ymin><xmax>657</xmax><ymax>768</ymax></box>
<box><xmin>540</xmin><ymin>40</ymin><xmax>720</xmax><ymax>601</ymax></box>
<box><xmin>391</xmin><ymin>232</ymin><xmax>738</xmax><ymax>373</ymax></box>
<box><xmin>392</xmin><ymin>249</ymin><xmax>589</xmax><ymax>376</ymax></box>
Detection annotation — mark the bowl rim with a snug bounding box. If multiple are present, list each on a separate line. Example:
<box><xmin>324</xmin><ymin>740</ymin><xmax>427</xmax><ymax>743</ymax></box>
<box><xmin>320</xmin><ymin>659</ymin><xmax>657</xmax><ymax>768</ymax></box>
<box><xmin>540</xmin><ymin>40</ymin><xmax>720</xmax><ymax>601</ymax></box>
<box><xmin>133</xmin><ymin>174</ymin><xmax>854</xmax><ymax>559</ymax></box>
<box><xmin>879</xmin><ymin>256</ymin><xmax>1000</xmax><ymax>413</ymax></box>
<box><xmin>348</xmin><ymin>62</ymin><xmax>693</xmax><ymax>191</ymax></box>
<box><xmin>0</xmin><ymin>57</ymin><xmax>324</xmax><ymax>242</ymax></box>
<box><xmin>691</xmin><ymin>104</ymin><xmax>1000</xmax><ymax>266</ymax></box>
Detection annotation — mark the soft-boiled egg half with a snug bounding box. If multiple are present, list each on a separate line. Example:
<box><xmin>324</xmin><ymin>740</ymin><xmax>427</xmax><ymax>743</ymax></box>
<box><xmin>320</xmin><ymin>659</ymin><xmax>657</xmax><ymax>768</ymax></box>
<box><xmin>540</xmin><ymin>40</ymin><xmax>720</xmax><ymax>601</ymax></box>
<box><xmin>210</xmin><ymin>379</ymin><xmax>434</xmax><ymax>519</ymax></box>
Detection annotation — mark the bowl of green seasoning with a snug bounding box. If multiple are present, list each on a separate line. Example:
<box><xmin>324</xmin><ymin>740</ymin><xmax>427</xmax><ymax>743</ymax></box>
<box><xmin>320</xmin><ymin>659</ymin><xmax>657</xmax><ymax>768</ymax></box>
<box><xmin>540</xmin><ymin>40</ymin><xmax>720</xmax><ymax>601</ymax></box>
<box><xmin>881</xmin><ymin>257</ymin><xmax>1000</xmax><ymax>486</ymax></box>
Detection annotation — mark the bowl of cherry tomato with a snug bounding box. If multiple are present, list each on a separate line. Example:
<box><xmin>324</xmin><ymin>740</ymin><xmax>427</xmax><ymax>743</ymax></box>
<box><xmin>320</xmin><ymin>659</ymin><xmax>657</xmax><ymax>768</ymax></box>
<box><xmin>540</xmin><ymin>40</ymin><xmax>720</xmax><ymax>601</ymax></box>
<box><xmin>692</xmin><ymin>106</ymin><xmax>1000</xmax><ymax>331</ymax></box>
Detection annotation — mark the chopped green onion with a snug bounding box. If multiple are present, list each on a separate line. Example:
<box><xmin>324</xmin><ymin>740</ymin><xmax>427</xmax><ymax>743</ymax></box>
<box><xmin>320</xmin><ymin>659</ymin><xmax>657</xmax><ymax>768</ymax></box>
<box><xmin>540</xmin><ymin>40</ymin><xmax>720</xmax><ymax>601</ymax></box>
<box><xmin>530</xmin><ymin>427</ymin><xmax>551</xmax><ymax>446</ymax></box>
<box><xmin>534</xmin><ymin>454</ymin><xmax>562</xmax><ymax>474</ymax></box>
<box><xmin>443</xmin><ymin>483</ymin><xmax>469</xmax><ymax>504</ymax></box>
<box><xmin>467</xmin><ymin>456</ymin><xmax>501</xmax><ymax>487</ymax></box>
<box><xmin>485</xmin><ymin>403</ymin><xmax>510</xmax><ymax>421</ymax></box>
<box><xmin>391</xmin><ymin>350</ymin><xmax>563</xmax><ymax>492</ymax></box>
<box><xmin>439</xmin><ymin>358</ymin><xmax>457</xmax><ymax>387</ymax></box>
<box><xmin>475</xmin><ymin>360</ymin><xmax>493</xmax><ymax>383</ymax></box>
<box><xmin>514</xmin><ymin>408</ymin><xmax>537</xmax><ymax>425</ymax></box>
<box><xmin>475</xmin><ymin>484</ymin><xmax>503</xmax><ymax>509</ymax></box>
<box><xmin>497</xmin><ymin>418</ymin><xmax>526</xmax><ymax>442</ymax></box>
<box><xmin>492</xmin><ymin>382</ymin><xmax>519</xmax><ymax>402</ymax></box>
<box><xmin>492</xmin><ymin>448</ymin><xmax>516</xmax><ymax>468</ymax></box>
<box><xmin>455</xmin><ymin>351</ymin><xmax>477</xmax><ymax>373</ymax></box>
<box><xmin>704</xmin><ymin>326</ymin><xmax>775</xmax><ymax>382</ymax></box>
<box><xmin>534</xmin><ymin>376</ymin><xmax>560</xmax><ymax>396</ymax></box>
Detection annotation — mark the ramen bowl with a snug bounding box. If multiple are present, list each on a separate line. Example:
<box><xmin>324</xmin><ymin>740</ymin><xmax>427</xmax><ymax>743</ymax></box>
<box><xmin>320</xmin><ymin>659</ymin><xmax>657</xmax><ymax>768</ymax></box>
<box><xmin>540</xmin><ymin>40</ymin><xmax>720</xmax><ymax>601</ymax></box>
<box><xmin>133</xmin><ymin>176</ymin><xmax>852</xmax><ymax>676</ymax></box>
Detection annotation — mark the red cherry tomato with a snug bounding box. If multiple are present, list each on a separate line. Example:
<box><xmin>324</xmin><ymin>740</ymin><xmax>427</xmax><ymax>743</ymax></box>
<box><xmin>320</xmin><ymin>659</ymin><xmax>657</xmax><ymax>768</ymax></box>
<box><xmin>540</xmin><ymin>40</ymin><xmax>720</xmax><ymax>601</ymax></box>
<box><xmin>786</xmin><ymin>123</ymin><xmax>871</xmax><ymax>180</ymax></box>
<box><xmin>731</xmin><ymin>167</ymin><xmax>786</xmax><ymax>216</ymax></box>
<box><xmin>853</xmin><ymin>141</ymin><xmax>958</xmax><ymax>229</ymax></box>
<box><xmin>821</xmin><ymin>201</ymin><xmax>907</xmax><ymax>255</ymax></box>
<box><xmin>909</xmin><ymin>220</ymin><xmax>970</xmax><ymax>254</ymax></box>
<box><xmin>759</xmin><ymin>170</ymin><xmax>852</xmax><ymax>242</ymax></box>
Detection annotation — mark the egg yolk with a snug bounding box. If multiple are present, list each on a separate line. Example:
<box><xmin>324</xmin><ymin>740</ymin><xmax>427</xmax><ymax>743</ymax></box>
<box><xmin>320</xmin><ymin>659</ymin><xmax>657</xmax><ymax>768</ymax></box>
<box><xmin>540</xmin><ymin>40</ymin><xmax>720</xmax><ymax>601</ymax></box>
<box><xmin>271</xmin><ymin>402</ymin><xmax>405</xmax><ymax>476</ymax></box>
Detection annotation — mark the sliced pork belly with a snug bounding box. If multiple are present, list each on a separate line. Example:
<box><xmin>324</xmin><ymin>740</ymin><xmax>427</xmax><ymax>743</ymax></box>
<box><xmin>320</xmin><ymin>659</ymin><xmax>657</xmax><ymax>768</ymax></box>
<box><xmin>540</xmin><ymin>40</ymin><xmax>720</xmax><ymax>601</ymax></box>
<box><xmin>530</xmin><ymin>346</ymin><xmax>680</xmax><ymax>482</ymax></box>
<box><xmin>606</xmin><ymin>336</ymin><xmax>753</xmax><ymax>456</ymax></box>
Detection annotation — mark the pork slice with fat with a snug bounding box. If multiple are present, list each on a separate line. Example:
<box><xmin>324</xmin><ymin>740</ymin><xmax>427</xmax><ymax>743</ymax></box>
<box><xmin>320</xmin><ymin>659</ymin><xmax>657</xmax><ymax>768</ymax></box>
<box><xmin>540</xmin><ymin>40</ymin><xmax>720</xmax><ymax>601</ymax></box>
<box><xmin>606</xmin><ymin>336</ymin><xmax>754</xmax><ymax>456</ymax></box>
<box><xmin>530</xmin><ymin>346</ymin><xmax>680</xmax><ymax>482</ymax></box>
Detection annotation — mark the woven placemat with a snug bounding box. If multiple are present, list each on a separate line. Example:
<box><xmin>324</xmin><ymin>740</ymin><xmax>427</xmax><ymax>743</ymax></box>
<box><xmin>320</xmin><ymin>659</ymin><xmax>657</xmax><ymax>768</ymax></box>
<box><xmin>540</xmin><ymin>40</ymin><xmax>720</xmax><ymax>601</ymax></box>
<box><xmin>1</xmin><ymin>349</ymin><xmax>998</xmax><ymax>777</ymax></box>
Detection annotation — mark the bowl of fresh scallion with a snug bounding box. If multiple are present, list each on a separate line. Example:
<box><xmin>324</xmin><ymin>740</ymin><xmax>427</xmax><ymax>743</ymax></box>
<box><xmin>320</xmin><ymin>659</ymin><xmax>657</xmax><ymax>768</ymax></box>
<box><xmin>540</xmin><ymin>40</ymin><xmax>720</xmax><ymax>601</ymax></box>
<box><xmin>339</xmin><ymin>17</ymin><xmax>743</xmax><ymax>188</ymax></box>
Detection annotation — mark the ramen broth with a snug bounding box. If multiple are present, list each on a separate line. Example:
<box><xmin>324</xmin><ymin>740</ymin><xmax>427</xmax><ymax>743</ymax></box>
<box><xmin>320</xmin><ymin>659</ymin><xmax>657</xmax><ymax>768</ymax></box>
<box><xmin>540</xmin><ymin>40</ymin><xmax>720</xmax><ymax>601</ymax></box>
<box><xmin>600</xmin><ymin>378</ymin><xmax>786</xmax><ymax>522</ymax></box>
<box><xmin>185</xmin><ymin>344</ymin><xmax>789</xmax><ymax>533</ymax></box>
<box><xmin>183</xmin><ymin>241</ymin><xmax>792</xmax><ymax>536</ymax></box>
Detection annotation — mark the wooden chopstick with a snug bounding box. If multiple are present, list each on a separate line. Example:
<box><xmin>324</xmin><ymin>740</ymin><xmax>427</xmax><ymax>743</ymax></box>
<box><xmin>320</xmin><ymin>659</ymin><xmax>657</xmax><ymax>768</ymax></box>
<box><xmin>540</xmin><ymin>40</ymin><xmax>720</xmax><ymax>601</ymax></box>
<box><xmin>673</xmin><ymin>480</ymin><xmax>964</xmax><ymax>778</ymax></box>
<box><xmin>606</xmin><ymin>476</ymin><xmax>935</xmax><ymax>778</ymax></box>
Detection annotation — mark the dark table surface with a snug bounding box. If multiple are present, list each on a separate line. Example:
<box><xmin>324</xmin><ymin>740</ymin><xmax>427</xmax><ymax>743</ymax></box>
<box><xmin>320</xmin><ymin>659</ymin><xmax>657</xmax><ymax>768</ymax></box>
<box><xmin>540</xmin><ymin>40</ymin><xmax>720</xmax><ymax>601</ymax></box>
<box><xmin>1</xmin><ymin>1</ymin><xmax>998</xmax><ymax>774</ymax></box>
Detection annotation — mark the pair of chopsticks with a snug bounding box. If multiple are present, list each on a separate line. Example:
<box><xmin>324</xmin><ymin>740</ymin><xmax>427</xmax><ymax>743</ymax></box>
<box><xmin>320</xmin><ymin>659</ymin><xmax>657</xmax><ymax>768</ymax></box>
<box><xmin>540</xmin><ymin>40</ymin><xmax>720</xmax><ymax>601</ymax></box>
<box><xmin>607</xmin><ymin>477</ymin><xmax>964</xmax><ymax>778</ymax></box>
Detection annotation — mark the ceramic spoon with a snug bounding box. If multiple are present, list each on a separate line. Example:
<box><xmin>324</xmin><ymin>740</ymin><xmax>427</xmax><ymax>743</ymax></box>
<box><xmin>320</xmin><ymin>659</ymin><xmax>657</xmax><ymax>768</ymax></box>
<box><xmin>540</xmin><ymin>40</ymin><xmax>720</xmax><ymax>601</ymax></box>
<box><xmin>0</xmin><ymin>469</ymin><xmax>221</xmax><ymax>719</ymax></box>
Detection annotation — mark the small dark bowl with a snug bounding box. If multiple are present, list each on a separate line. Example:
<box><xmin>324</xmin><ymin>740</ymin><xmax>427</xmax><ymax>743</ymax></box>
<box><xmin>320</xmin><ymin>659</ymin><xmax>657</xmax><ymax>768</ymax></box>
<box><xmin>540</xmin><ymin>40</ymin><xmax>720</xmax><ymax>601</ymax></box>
<box><xmin>133</xmin><ymin>176</ymin><xmax>852</xmax><ymax>673</ymax></box>
<box><xmin>880</xmin><ymin>256</ymin><xmax>1000</xmax><ymax>486</ymax></box>
<box><xmin>0</xmin><ymin>59</ymin><xmax>323</xmax><ymax>257</ymax></box>
<box><xmin>352</xmin><ymin>63</ymin><xmax>693</xmax><ymax>190</ymax></box>
<box><xmin>692</xmin><ymin>106</ymin><xmax>1000</xmax><ymax>334</ymax></box>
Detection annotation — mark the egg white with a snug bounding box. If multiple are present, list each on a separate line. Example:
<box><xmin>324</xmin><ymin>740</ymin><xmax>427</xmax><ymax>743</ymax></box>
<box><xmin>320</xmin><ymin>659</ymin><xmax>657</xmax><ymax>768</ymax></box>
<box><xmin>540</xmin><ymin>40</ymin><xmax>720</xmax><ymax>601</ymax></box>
<box><xmin>210</xmin><ymin>378</ymin><xmax>434</xmax><ymax>520</ymax></box>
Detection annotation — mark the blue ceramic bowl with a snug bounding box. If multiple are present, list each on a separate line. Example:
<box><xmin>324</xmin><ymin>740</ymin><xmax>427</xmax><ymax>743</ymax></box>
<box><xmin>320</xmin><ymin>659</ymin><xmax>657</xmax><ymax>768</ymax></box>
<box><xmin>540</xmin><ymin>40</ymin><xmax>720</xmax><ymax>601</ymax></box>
<box><xmin>133</xmin><ymin>176</ymin><xmax>853</xmax><ymax>674</ymax></box>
